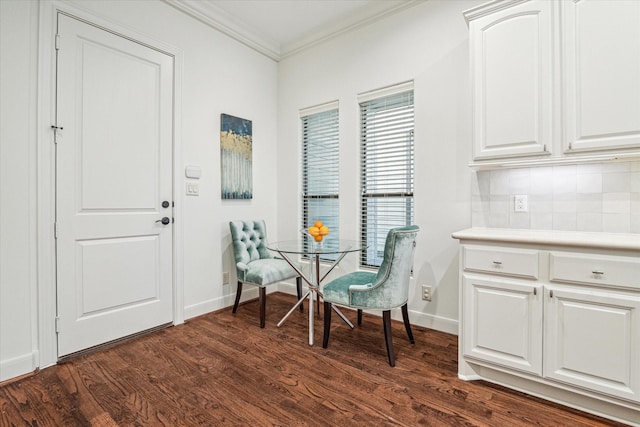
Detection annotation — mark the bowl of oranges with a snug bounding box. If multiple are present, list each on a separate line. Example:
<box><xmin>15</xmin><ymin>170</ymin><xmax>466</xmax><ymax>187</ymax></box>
<box><xmin>307</xmin><ymin>220</ymin><xmax>330</xmax><ymax>242</ymax></box>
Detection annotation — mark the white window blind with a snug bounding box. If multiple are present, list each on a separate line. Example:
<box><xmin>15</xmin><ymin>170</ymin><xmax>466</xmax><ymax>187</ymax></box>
<box><xmin>301</xmin><ymin>104</ymin><xmax>339</xmax><ymax>260</ymax></box>
<box><xmin>359</xmin><ymin>86</ymin><xmax>414</xmax><ymax>267</ymax></box>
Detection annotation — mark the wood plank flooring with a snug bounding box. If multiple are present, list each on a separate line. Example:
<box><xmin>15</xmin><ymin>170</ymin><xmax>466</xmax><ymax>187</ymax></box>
<box><xmin>0</xmin><ymin>293</ymin><xmax>629</xmax><ymax>426</ymax></box>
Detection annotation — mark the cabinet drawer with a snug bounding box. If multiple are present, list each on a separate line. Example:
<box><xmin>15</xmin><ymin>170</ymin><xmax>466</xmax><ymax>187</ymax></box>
<box><xmin>463</xmin><ymin>246</ymin><xmax>539</xmax><ymax>279</ymax></box>
<box><xmin>549</xmin><ymin>253</ymin><xmax>640</xmax><ymax>290</ymax></box>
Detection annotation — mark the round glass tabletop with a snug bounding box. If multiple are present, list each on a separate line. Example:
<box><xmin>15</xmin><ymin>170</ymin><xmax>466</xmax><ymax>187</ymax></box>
<box><xmin>267</xmin><ymin>239</ymin><xmax>362</xmax><ymax>255</ymax></box>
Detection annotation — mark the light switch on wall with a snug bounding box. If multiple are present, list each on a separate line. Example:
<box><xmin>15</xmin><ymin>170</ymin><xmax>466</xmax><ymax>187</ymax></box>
<box><xmin>186</xmin><ymin>182</ymin><xmax>199</xmax><ymax>196</ymax></box>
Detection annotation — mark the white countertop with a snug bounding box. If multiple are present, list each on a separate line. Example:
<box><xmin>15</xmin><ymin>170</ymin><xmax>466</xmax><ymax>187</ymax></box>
<box><xmin>451</xmin><ymin>228</ymin><xmax>640</xmax><ymax>251</ymax></box>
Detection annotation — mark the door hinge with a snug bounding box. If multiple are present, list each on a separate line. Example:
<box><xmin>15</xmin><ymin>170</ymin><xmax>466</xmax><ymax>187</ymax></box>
<box><xmin>55</xmin><ymin>316</ymin><xmax>60</xmax><ymax>333</ymax></box>
<box><xmin>55</xmin><ymin>34</ymin><xmax>60</xmax><ymax>50</ymax></box>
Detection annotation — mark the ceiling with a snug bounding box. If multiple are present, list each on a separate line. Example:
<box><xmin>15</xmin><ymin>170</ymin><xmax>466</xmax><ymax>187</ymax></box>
<box><xmin>164</xmin><ymin>0</ymin><xmax>418</xmax><ymax>60</ymax></box>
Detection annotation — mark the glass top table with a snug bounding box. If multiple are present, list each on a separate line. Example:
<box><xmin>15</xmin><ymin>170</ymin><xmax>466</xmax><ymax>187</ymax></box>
<box><xmin>267</xmin><ymin>239</ymin><xmax>361</xmax><ymax>255</ymax></box>
<box><xmin>267</xmin><ymin>239</ymin><xmax>363</xmax><ymax>346</ymax></box>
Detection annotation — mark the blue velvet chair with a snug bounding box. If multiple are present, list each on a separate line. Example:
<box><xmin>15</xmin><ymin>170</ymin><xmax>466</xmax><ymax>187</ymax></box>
<box><xmin>322</xmin><ymin>225</ymin><xmax>419</xmax><ymax>366</ymax></box>
<box><xmin>229</xmin><ymin>220</ymin><xmax>302</xmax><ymax>328</ymax></box>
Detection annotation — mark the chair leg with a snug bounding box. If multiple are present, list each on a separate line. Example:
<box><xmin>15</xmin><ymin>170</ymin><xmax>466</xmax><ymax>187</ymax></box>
<box><xmin>322</xmin><ymin>301</ymin><xmax>332</xmax><ymax>348</ymax></box>
<box><xmin>259</xmin><ymin>287</ymin><xmax>266</xmax><ymax>328</ymax></box>
<box><xmin>401</xmin><ymin>303</ymin><xmax>415</xmax><ymax>344</ymax></box>
<box><xmin>383</xmin><ymin>310</ymin><xmax>395</xmax><ymax>367</ymax></box>
<box><xmin>357</xmin><ymin>309</ymin><xmax>363</xmax><ymax>326</ymax></box>
<box><xmin>232</xmin><ymin>281</ymin><xmax>243</xmax><ymax>313</ymax></box>
<box><xmin>296</xmin><ymin>277</ymin><xmax>303</xmax><ymax>312</ymax></box>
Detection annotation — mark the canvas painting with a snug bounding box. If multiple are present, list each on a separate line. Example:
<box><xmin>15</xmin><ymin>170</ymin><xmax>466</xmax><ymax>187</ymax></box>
<box><xmin>220</xmin><ymin>113</ymin><xmax>253</xmax><ymax>199</ymax></box>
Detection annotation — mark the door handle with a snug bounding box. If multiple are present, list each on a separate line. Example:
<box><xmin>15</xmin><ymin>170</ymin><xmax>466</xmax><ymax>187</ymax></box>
<box><xmin>156</xmin><ymin>217</ymin><xmax>171</xmax><ymax>225</ymax></box>
<box><xmin>162</xmin><ymin>201</ymin><xmax>170</xmax><ymax>208</ymax></box>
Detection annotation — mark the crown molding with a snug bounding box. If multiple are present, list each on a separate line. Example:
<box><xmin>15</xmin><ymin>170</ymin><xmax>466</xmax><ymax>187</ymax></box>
<box><xmin>279</xmin><ymin>0</ymin><xmax>421</xmax><ymax>59</ymax></box>
<box><xmin>163</xmin><ymin>0</ymin><xmax>281</xmax><ymax>61</ymax></box>
<box><xmin>163</xmin><ymin>0</ymin><xmax>421</xmax><ymax>62</ymax></box>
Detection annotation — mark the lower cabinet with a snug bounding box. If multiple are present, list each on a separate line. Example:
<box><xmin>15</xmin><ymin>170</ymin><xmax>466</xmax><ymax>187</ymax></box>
<box><xmin>454</xmin><ymin>236</ymin><xmax>640</xmax><ymax>425</ymax></box>
<box><xmin>462</xmin><ymin>275</ymin><xmax>542</xmax><ymax>376</ymax></box>
<box><xmin>545</xmin><ymin>285</ymin><xmax>640</xmax><ymax>403</ymax></box>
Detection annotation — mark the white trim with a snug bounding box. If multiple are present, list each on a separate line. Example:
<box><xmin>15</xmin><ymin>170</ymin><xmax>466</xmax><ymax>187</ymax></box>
<box><xmin>164</xmin><ymin>0</ymin><xmax>421</xmax><ymax>61</ymax></box>
<box><xmin>357</xmin><ymin>80</ymin><xmax>414</xmax><ymax>103</ymax></box>
<box><xmin>276</xmin><ymin>281</ymin><xmax>458</xmax><ymax>336</ymax></box>
<box><xmin>37</xmin><ymin>0</ymin><xmax>185</xmax><ymax>368</ymax></box>
<box><xmin>280</xmin><ymin>1</ymin><xmax>421</xmax><ymax>59</ymax></box>
<box><xmin>299</xmin><ymin>100</ymin><xmax>339</xmax><ymax>118</ymax></box>
<box><xmin>162</xmin><ymin>0</ymin><xmax>280</xmax><ymax>61</ymax></box>
<box><xmin>0</xmin><ymin>352</ymin><xmax>38</xmax><ymax>382</ymax></box>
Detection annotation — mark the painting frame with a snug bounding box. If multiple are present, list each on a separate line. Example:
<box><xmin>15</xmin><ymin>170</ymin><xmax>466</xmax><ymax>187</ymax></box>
<box><xmin>220</xmin><ymin>113</ymin><xmax>253</xmax><ymax>199</ymax></box>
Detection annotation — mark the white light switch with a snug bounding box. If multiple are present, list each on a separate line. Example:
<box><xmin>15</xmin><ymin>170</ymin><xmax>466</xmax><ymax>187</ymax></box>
<box><xmin>514</xmin><ymin>195</ymin><xmax>528</xmax><ymax>212</ymax></box>
<box><xmin>186</xmin><ymin>182</ymin><xmax>199</xmax><ymax>196</ymax></box>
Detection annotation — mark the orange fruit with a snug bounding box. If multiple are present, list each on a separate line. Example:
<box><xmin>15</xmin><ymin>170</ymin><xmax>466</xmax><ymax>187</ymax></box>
<box><xmin>319</xmin><ymin>225</ymin><xmax>329</xmax><ymax>235</ymax></box>
<box><xmin>314</xmin><ymin>235</ymin><xmax>323</xmax><ymax>242</ymax></box>
<box><xmin>314</xmin><ymin>220</ymin><xmax>323</xmax><ymax>228</ymax></box>
<box><xmin>308</xmin><ymin>226</ymin><xmax>320</xmax><ymax>236</ymax></box>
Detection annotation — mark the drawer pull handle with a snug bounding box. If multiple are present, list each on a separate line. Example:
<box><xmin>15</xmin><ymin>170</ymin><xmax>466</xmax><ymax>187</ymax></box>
<box><xmin>492</xmin><ymin>261</ymin><xmax>502</xmax><ymax>265</ymax></box>
<box><xmin>533</xmin><ymin>288</ymin><xmax>537</xmax><ymax>296</ymax></box>
<box><xmin>592</xmin><ymin>270</ymin><xmax>604</xmax><ymax>276</ymax></box>
<box><xmin>550</xmin><ymin>290</ymin><xmax>553</xmax><ymax>298</ymax></box>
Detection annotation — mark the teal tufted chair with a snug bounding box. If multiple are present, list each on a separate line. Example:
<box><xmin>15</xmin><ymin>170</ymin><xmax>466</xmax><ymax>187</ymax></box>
<box><xmin>230</xmin><ymin>220</ymin><xmax>302</xmax><ymax>328</ymax></box>
<box><xmin>322</xmin><ymin>225</ymin><xmax>419</xmax><ymax>366</ymax></box>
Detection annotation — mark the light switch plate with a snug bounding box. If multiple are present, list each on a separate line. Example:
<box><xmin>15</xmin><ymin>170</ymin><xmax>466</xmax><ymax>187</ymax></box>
<box><xmin>186</xmin><ymin>182</ymin><xmax>199</xmax><ymax>196</ymax></box>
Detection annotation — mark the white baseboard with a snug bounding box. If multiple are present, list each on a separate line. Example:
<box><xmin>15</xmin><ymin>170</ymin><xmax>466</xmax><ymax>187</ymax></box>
<box><xmin>276</xmin><ymin>281</ymin><xmax>459</xmax><ymax>336</ymax></box>
<box><xmin>1</xmin><ymin>351</ymin><xmax>38</xmax><ymax>382</ymax></box>
<box><xmin>183</xmin><ymin>287</ymin><xmax>263</xmax><ymax>320</ymax></box>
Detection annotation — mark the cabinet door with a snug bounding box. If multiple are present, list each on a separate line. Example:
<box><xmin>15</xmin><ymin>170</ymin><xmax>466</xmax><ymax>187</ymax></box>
<box><xmin>469</xmin><ymin>0</ymin><xmax>553</xmax><ymax>160</ymax></box>
<box><xmin>545</xmin><ymin>285</ymin><xmax>640</xmax><ymax>403</ymax></box>
<box><xmin>562</xmin><ymin>0</ymin><xmax>640</xmax><ymax>153</ymax></box>
<box><xmin>463</xmin><ymin>275</ymin><xmax>543</xmax><ymax>375</ymax></box>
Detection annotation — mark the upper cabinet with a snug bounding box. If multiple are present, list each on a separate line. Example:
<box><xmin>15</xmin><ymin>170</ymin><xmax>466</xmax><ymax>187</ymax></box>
<box><xmin>467</xmin><ymin>0</ymin><xmax>553</xmax><ymax>161</ymax></box>
<box><xmin>562</xmin><ymin>0</ymin><xmax>640</xmax><ymax>153</ymax></box>
<box><xmin>464</xmin><ymin>0</ymin><xmax>640</xmax><ymax>167</ymax></box>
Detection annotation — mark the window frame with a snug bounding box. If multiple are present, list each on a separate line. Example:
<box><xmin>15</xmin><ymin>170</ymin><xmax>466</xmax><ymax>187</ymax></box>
<box><xmin>358</xmin><ymin>82</ymin><xmax>415</xmax><ymax>268</ymax></box>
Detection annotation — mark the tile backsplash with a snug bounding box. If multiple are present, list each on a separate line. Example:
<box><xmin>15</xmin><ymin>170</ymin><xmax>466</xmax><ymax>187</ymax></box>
<box><xmin>472</xmin><ymin>161</ymin><xmax>640</xmax><ymax>233</ymax></box>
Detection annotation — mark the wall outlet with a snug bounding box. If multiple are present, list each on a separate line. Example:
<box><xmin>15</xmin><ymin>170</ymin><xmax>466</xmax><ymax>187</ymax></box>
<box><xmin>421</xmin><ymin>284</ymin><xmax>432</xmax><ymax>301</ymax></box>
<box><xmin>222</xmin><ymin>271</ymin><xmax>229</xmax><ymax>285</ymax></box>
<box><xmin>514</xmin><ymin>194</ymin><xmax>528</xmax><ymax>212</ymax></box>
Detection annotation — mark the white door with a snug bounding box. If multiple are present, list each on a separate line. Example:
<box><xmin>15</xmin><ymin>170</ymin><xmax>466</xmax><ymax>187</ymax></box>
<box><xmin>55</xmin><ymin>14</ymin><xmax>174</xmax><ymax>357</ymax></box>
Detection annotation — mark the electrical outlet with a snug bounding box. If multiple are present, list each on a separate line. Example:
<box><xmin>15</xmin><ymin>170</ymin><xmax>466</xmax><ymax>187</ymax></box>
<box><xmin>514</xmin><ymin>195</ymin><xmax>528</xmax><ymax>212</ymax></box>
<box><xmin>222</xmin><ymin>271</ymin><xmax>229</xmax><ymax>285</ymax></box>
<box><xmin>421</xmin><ymin>284</ymin><xmax>432</xmax><ymax>301</ymax></box>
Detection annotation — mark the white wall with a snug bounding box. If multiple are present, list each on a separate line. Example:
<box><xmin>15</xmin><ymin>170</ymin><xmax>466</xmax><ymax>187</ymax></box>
<box><xmin>0</xmin><ymin>0</ymin><xmax>280</xmax><ymax>380</ymax></box>
<box><xmin>277</xmin><ymin>0</ymin><xmax>482</xmax><ymax>332</ymax></box>
<box><xmin>0</xmin><ymin>0</ymin><xmax>39</xmax><ymax>382</ymax></box>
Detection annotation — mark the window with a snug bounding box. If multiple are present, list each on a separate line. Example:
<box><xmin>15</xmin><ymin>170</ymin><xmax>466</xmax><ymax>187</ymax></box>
<box><xmin>359</xmin><ymin>83</ymin><xmax>414</xmax><ymax>267</ymax></box>
<box><xmin>300</xmin><ymin>102</ymin><xmax>339</xmax><ymax>260</ymax></box>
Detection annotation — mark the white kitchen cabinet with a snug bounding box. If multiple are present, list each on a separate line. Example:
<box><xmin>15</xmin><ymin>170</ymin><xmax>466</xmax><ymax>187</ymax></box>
<box><xmin>464</xmin><ymin>0</ymin><xmax>640</xmax><ymax>166</ymax></box>
<box><xmin>545</xmin><ymin>284</ymin><xmax>640</xmax><ymax>403</ymax></box>
<box><xmin>466</xmin><ymin>0</ymin><xmax>553</xmax><ymax>160</ymax></box>
<box><xmin>562</xmin><ymin>0</ymin><xmax>640</xmax><ymax>153</ymax></box>
<box><xmin>462</xmin><ymin>274</ymin><xmax>543</xmax><ymax>375</ymax></box>
<box><xmin>452</xmin><ymin>228</ymin><xmax>640</xmax><ymax>425</ymax></box>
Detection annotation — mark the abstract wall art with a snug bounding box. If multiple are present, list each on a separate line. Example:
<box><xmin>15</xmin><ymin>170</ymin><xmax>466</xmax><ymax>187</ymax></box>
<box><xmin>220</xmin><ymin>113</ymin><xmax>253</xmax><ymax>199</ymax></box>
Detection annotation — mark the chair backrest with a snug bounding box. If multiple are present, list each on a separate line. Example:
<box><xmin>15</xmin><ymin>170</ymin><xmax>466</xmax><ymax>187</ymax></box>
<box><xmin>229</xmin><ymin>220</ymin><xmax>274</xmax><ymax>265</ymax></box>
<box><xmin>371</xmin><ymin>225</ymin><xmax>420</xmax><ymax>308</ymax></box>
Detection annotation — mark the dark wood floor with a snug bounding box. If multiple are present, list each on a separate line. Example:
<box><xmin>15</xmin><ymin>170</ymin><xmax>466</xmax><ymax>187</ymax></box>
<box><xmin>0</xmin><ymin>293</ymin><xmax>628</xmax><ymax>426</ymax></box>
